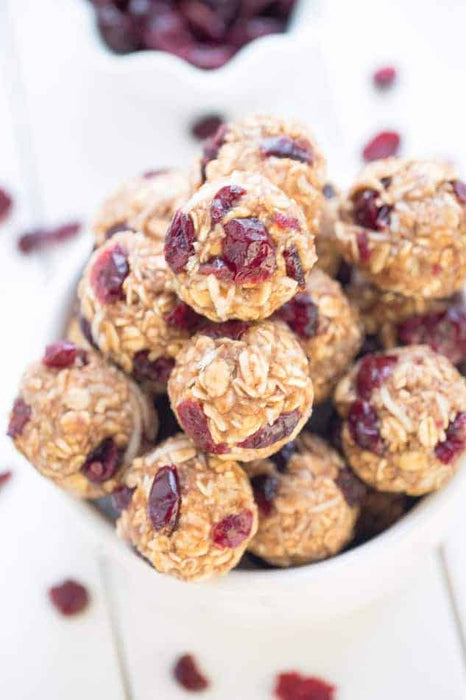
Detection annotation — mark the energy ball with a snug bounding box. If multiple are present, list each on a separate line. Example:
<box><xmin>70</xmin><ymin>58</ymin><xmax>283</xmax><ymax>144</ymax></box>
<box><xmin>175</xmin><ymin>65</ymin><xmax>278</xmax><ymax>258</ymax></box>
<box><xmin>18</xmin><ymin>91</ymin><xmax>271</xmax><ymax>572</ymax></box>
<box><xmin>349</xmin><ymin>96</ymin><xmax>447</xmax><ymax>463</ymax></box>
<box><xmin>168</xmin><ymin>319</ymin><xmax>313</xmax><ymax>461</ymax></box>
<box><xmin>164</xmin><ymin>171</ymin><xmax>317</xmax><ymax>322</ymax></box>
<box><xmin>7</xmin><ymin>341</ymin><xmax>157</xmax><ymax>498</ymax></box>
<box><xmin>336</xmin><ymin>159</ymin><xmax>466</xmax><ymax>298</ymax></box>
<box><xmin>245</xmin><ymin>433</ymin><xmax>363</xmax><ymax>566</ymax></box>
<box><xmin>334</xmin><ymin>345</ymin><xmax>466</xmax><ymax>495</ymax></box>
<box><xmin>315</xmin><ymin>182</ymin><xmax>341</xmax><ymax>277</ymax></box>
<box><xmin>79</xmin><ymin>231</ymin><xmax>201</xmax><ymax>390</ymax></box>
<box><xmin>278</xmin><ymin>269</ymin><xmax>362</xmax><ymax>403</ymax></box>
<box><xmin>200</xmin><ymin>114</ymin><xmax>326</xmax><ymax>235</ymax></box>
<box><xmin>93</xmin><ymin>169</ymin><xmax>192</xmax><ymax>247</ymax></box>
<box><xmin>355</xmin><ymin>488</ymin><xmax>413</xmax><ymax>544</ymax></box>
<box><xmin>116</xmin><ymin>434</ymin><xmax>258</xmax><ymax>581</ymax></box>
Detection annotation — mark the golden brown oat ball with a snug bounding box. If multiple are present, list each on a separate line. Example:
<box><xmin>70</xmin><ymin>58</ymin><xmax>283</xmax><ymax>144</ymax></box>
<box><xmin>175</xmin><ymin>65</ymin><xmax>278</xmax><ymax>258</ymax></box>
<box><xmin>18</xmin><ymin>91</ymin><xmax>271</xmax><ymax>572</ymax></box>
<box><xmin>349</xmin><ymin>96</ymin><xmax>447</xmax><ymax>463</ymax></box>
<box><xmin>334</xmin><ymin>345</ymin><xmax>466</xmax><ymax>495</ymax></box>
<box><xmin>164</xmin><ymin>171</ymin><xmax>317</xmax><ymax>322</ymax></box>
<box><xmin>116</xmin><ymin>434</ymin><xmax>258</xmax><ymax>582</ymax></box>
<box><xmin>7</xmin><ymin>342</ymin><xmax>157</xmax><ymax>498</ymax></box>
<box><xmin>355</xmin><ymin>489</ymin><xmax>413</xmax><ymax>543</ymax></box>
<box><xmin>245</xmin><ymin>433</ymin><xmax>363</xmax><ymax>566</ymax></box>
<box><xmin>315</xmin><ymin>183</ymin><xmax>342</xmax><ymax>277</ymax></box>
<box><xmin>168</xmin><ymin>319</ymin><xmax>313</xmax><ymax>462</ymax></box>
<box><xmin>336</xmin><ymin>159</ymin><xmax>466</xmax><ymax>298</ymax></box>
<box><xmin>277</xmin><ymin>269</ymin><xmax>362</xmax><ymax>403</ymax></box>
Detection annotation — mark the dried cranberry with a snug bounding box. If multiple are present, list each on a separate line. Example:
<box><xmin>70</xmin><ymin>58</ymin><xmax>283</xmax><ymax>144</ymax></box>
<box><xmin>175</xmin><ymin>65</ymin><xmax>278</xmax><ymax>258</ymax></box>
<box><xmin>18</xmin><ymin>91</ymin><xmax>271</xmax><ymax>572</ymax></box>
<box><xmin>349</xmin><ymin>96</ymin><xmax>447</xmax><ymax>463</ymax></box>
<box><xmin>273</xmin><ymin>213</ymin><xmax>300</xmax><ymax>230</ymax></box>
<box><xmin>7</xmin><ymin>398</ymin><xmax>31</xmax><ymax>438</ymax></box>
<box><xmin>275</xmin><ymin>671</ymin><xmax>336</xmax><ymax>700</ymax></box>
<box><xmin>191</xmin><ymin>113</ymin><xmax>224</xmax><ymax>140</ymax></box>
<box><xmin>173</xmin><ymin>654</ymin><xmax>209</xmax><ymax>692</ymax></box>
<box><xmin>283</xmin><ymin>245</ymin><xmax>305</xmax><ymax>288</ymax></box>
<box><xmin>105</xmin><ymin>221</ymin><xmax>131</xmax><ymax>239</ymax></box>
<box><xmin>198</xmin><ymin>320</ymin><xmax>250</xmax><ymax>340</ymax></box>
<box><xmin>251</xmin><ymin>474</ymin><xmax>279</xmax><ymax>515</ymax></box>
<box><xmin>48</xmin><ymin>580</ymin><xmax>90</xmax><ymax>616</ymax></box>
<box><xmin>335</xmin><ymin>468</ymin><xmax>366</xmax><ymax>506</ymax></box>
<box><xmin>397</xmin><ymin>306</ymin><xmax>466</xmax><ymax>365</ymax></box>
<box><xmin>142</xmin><ymin>168</ymin><xmax>169</xmax><ymax>179</ymax></box>
<box><xmin>18</xmin><ymin>221</ymin><xmax>81</xmax><ymax>254</ymax></box>
<box><xmin>200</xmin><ymin>123</ymin><xmax>228</xmax><ymax>179</ymax></box>
<box><xmin>0</xmin><ymin>187</ymin><xmax>13</xmax><ymax>223</ymax></box>
<box><xmin>0</xmin><ymin>470</ymin><xmax>12</xmax><ymax>490</ymax></box>
<box><xmin>348</xmin><ymin>400</ymin><xmax>383</xmax><ymax>455</ymax></box>
<box><xmin>182</xmin><ymin>44</ymin><xmax>235</xmax><ymax>70</ymax></box>
<box><xmin>219</xmin><ymin>217</ymin><xmax>276</xmax><ymax>284</ymax></box>
<box><xmin>356</xmin><ymin>354</ymin><xmax>397</xmax><ymax>399</ymax></box>
<box><xmin>322</xmin><ymin>183</ymin><xmax>336</xmax><ymax>199</ymax></box>
<box><xmin>356</xmin><ymin>231</ymin><xmax>371</xmax><ymax>261</ymax></box>
<box><xmin>362</xmin><ymin>131</ymin><xmax>401</xmax><ymax>162</ymax></box>
<box><xmin>260</xmin><ymin>136</ymin><xmax>313</xmax><ymax>164</ymax></box>
<box><xmin>352</xmin><ymin>189</ymin><xmax>391</xmax><ymax>231</ymax></box>
<box><xmin>143</xmin><ymin>9</ymin><xmax>191</xmax><ymax>52</ymax></box>
<box><xmin>177</xmin><ymin>399</ymin><xmax>227</xmax><ymax>454</ymax></box>
<box><xmin>81</xmin><ymin>438</ymin><xmax>121</xmax><ymax>483</ymax></box>
<box><xmin>210</xmin><ymin>185</ymin><xmax>246</xmax><ymax>224</ymax></box>
<box><xmin>111</xmin><ymin>485</ymin><xmax>135</xmax><ymax>512</ymax></box>
<box><xmin>435</xmin><ymin>413</ymin><xmax>466</xmax><ymax>464</ymax></box>
<box><xmin>452</xmin><ymin>180</ymin><xmax>466</xmax><ymax>204</ymax></box>
<box><xmin>164</xmin><ymin>210</ymin><xmax>196</xmax><ymax>273</ymax></box>
<box><xmin>278</xmin><ymin>292</ymin><xmax>319</xmax><ymax>338</ymax></box>
<box><xmin>227</xmin><ymin>16</ymin><xmax>284</xmax><ymax>47</ymax></box>
<box><xmin>373</xmin><ymin>65</ymin><xmax>397</xmax><ymax>89</ymax></box>
<box><xmin>239</xmin><ymin>410</ymin><xmax>300</xmax><ymax>449</ymax></box>
<box><xmin>132</xmin><ymin>352</ymin><xmax>175</xmax><ymax>385</ymax></box>
<box><xmin>97</xmin><ymin>5</ymin><xmax>141</xmax><ymax>54</ymax></box>
<box><xmin>270</xmin><ymin>440</ymin><xmax>297</xmax><ymax>472</ymax></box>
<box><xmin>182</xmin><ymin>1</ymin><xmax>227</xmax><ymax>41</ymax></box>
<box><xmin>148</xmin><ymin>465</ymin><xmax>181</xmax><ymax>533</ymax></box>
<box><xmin>198</xmin><ymin>256</ymin><xmax>234</xmax><ymax>281</ymax></box>
<box><xmin>212</xmin><ymin>508</ymin><xmax>253</xmax><ymax>548</ymax></box>
<box><xmin>42</xmin><ymin>340</ymin><xmax>87</xmax><ymax>369</ymax></box>
<box><xmin>165</xmin><ymin>302</ymin><xmax>204</xmax><ymax>332</ymax></box>
<box><xmin>90</xmin><ymin>243</ymin><xmax>129</xmax><ymax>304</ymax></box>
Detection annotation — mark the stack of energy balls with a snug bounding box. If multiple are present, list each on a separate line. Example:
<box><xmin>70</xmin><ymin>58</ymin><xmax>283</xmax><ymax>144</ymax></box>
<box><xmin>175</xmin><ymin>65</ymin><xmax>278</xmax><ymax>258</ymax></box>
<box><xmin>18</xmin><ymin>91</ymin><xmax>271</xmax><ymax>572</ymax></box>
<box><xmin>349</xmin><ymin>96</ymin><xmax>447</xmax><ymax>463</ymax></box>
<box><xmin>8</xmin><ymin>116</ymin><xmax>466</xmax><ymax>582</ymax></box>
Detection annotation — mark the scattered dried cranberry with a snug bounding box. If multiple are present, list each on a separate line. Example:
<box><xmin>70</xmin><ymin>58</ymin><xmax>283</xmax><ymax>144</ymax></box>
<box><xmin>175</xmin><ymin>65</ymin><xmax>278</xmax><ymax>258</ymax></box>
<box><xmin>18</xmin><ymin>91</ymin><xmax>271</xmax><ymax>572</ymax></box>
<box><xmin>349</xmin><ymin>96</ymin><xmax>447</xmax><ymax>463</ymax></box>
<box><xmin>173</xmin><ymin>654</ymin><xmax>209</xmax><ymax>692</ymax></box>
<box><xmin>435</xmin><ymin>412</ymin><xmax>466</xmax><ymax>464</ymax></box>
<box><xmin>362</xmin><ymin>131</ymin><xmax>400</xmax><ymax>162</ymax></box>
<box><xmin>270</xmin><ymin>440</ymin><xmax>297</xmax><ymax>472</ymax></box>
<box><xmin>273</xmin><ymin>213</ymin><xmax>300</xmax><ymax>230</ymax></box>
<box><xmin>200</xmin><ymin>123</ymin><xmax>228</xmax><ymax>179</ymax></box>
<box><xmin>191</xmin><ymin>113</ymin><xmax>224</xmax><ymax>141</ymax></box>
<box><xmin>260</xmin><ymin>136</ymin><xmax>313</xmax><ymax>164</ymax></box>
<box><xmin>164</xmin><ymin>210</ymin><xmax>196</xmax><ymax>273</ymax></box>
<box><xmin>397</xmin><ymin>306</ymin><xmax>466</xmax><ymax>365</ymax></box>
<box><xmin>210</xmin><ymin>185</ymin><xmax>246</xmax><ymax>224</ymax></box>
<box><xmin>18</xmin><ymin>221</ymin><xmax>81</xmax><ymax>254</ymax></box>
<box><xmin>111</xmin><ymin>485</ymin><xmax>135</xmax><ymax>512</ymax></box>
<box><xmin>278</xmin><ymin>292</ymin><xmax>319</xmax><ymax>339</ymax></box>
<box><xmin>142</xmin><ymin>168</ymin><xmax>169</xmax><ymax>179</ymax></box>
<box><xmin>336</xmin><ymin>468</ymin><xmax>366</xmax><ymax>506</ymax></box>
<box><xmin>7</xmin><ymin>398</ymin><xmax>31</xmax><ymax>438</ymax></box>
<box><xmin>228</xmin><ymin>16</ymin><xmax>284</xmax><ymax>47</ymax></box>
<box><xmin>198</xmin><ymin>320</ymin><xmax>250</xmax><ymax>340</ymax></box>
<box><xmin>90</xmin><ymin>243</ymin><xmax>129</xmax><ymax>304</ymax></box>
<box><xmin>283</xmin><ymin>245</ymin><xmax>305</xmax><ymax>288</ymax></box>
<box><xmin>275</xmin><ymin>671</ymin><xmax>336</xmax><ymax>700</ymax></box>
<box><xmin>177</xmin><ymin>399</ymin><xmax>227</xmax><ymax>454</ymax></box>
<box><xmin>348</xmin><ymin>400</ymin><xmax>383</xmax><ymax>455</ymax></box>
<box><xmin>0</xmin><ymin>187</ymin><xmax>13</xmax><ymax>223</ymax></box>
<box><xmin>182</xmin><ymin>43</ymin><xmax>235</xmax><ymax>70</ymax></box>
<box><xmin>322</xmin><ymin>183</ymin><xmax>336</xmax><ymax>199</ymax></box>
<box><xmin>132</xmin><ymin>352</ymin><xmax>175</xmax><ymax>385</ymax></box>
<box><xmin>42</xmin><ymin>340</ymin><xmax>87</xmax><ymax>369</ymax></box>
<box><xmin>239</xmin><ymin>410</ymin><xmax>300</xmax><ymax>449</ymax></box>
<box><xmin>165</xmin><ymin>302</ymin><xmax>204</xmax><ymax>332</ymax></box>
<box><xmin>251</xmin><ymin>474</ymin><xmax>279</xmax><ymax>515</ymax></box>
<box><xmin>221</xmin><ymin>217</ymin><xmax>276</xmax><ymax>284</ymax></box>
<box><xmin>352</xmin><ymin>189</ymin><xmax>391</xmax><ymax>231</ymax></box>
<box><xmin>356</xmin><ymin>354</ymin><xmax>397</xmax><ymax>400</ymax></box>
<box><xmin>105</xmin><ymin>221</ymin><xmax>131</xmax><ymax>240</ymax></box>
<box><xmin>0</xmin><ymin>470</ymin><xmax>12</xmax><ymax>490</ymax></box>
<box><xmin>144</xmin><ymin>9</ymin><xmax>191</xmax><ymax>52</ymax></box>
<box><xmin>212</xmin><ymin>508</ymin><xmax>253</xmax><ymax>548</ymax></box>
<box><xmin>198</xmin><ymin>256</ymin><xmax>234</xmax><ymax>281</ymax></box>
<box><xmin>48</xmin><ymin>579</ymin><xmax>90</xmax><ymax>616</ymax></box>
<box><xmin>148</xmin><ymin>465</ymin><xmax>181</xmax><ymax>533</ymax></box>
<box><xmin>81</xmin><ymin>438</ymin><xmax>121</xmax><ymax>483</ymax></box>
<box><xmin>373</xmin><ymin>65</ymin><xmax>397</xmax><ymax>89</ymax></box>
<box><xmin>97</xmin><ymin>5</ymin><xmax>141</xmax><ymax>54</ymax></box>
<box><xmin>452</xmin><ymin>180</ymin><xmax>466</xmax><ymax>204</ymax></box>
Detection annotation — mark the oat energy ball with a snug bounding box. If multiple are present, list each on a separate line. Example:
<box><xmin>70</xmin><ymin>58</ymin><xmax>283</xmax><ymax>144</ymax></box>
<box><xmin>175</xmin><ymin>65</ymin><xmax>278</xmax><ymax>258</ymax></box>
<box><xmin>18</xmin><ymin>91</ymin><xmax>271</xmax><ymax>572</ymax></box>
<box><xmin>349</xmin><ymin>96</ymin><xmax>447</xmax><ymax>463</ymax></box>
<box><xmin>335</xmin><ymin>345</ymin><xmax>466</xmax><ymax>495</ymax></box>
<box><xmin>117</xmin><ymin>434</ymin><xmax>258</xmax><ymax>581</ymax></box>
<box><xmin>245</xmin><ymin>433</ymin><xmax>363</xmax><ymax>566</ymax></box>
<box><xmin>336</xmin><ymin>159</ymin><xmax>466</xmax><ymax>298</ymax></box>
<box><xmin>7</xmin><ymin>341</ymin><xmax>157</xmax><ymax>498</ymax></box>
<box><xmin>79</xmin><ymin>231</ymin><xmax>199</xmax><ymax>388</ymax></box>
<box><xmin>200</xmin><ymin>114</ymin><xmax>326</xmax><ymax>234</ymax></box>
<box><xmin>278</xmin><ymin>269</ymin><xmax>362</xmax><ymax>403</ymax></box>
<box><xmin>315</xmin><ymin>183</ymin><xmax>341</xmax><ymax>277</ymax></box>
<box><xmin>168</xmin><ymin>319</ymin><xmax>313</xmax><ymax>461</ymax></box>
<box><xmin>93</xmin><ymin>169</ymin><xmax>192</xmax><ymax>247</ymax></box>
<box><xmin>164</xmin><ymin>171</ymin><xmax>316</xmax><ymax>322</ymax></box>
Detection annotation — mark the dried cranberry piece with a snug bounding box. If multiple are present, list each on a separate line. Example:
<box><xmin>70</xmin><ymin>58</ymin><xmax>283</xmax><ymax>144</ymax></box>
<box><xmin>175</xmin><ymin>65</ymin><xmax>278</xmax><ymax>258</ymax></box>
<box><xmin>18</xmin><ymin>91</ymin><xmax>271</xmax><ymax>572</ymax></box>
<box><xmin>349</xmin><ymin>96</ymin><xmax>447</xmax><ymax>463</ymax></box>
<box><xmin>352</xmin><ymin>189</ymin><xmax>391</xmax><ymax>231</ymax></box>
<box><xmin>239</xmin><ymin>410</ymin><xmax>301</xmax><ymax>449</ymax></box>
<box><xmin>42</xmin><ymin>340</ymin><xmax>87</xmax><ymax>369</ymax></box>
<box><xmin>48</xmin><ymin>580</ymin><xmax>90</xmax><ymax>616</ymax></box>
<box><xmin>283</xmin><ymin>245</ymin><xmax>305</xmax><ymax>288</ymax></box>
<box><xmin>81</xmin><ymin>438</ymin><xmax>121</xmax><ymax>483</ymax></box>
<box><xmin>105</xmin><ymin>221</ymin><xmax>131</xmax><ymax>240</ymax></box>
<box><xmin>90</xmin><ymin>243</ymin><xmax>129</xmax><ymax>304</ymax></box>
<box><xmin>0</xmin><ymin>470</ymin><xmax>12</xmax><ymax>490</ymax></box>
<box><xmin>143</xmin><ymin>9</ymin><xmax>191</xmax><ymax>52</ymax></box>
<box><xmin>222</xmin><ymin>217</ymin><xmax>276</xmax><ymax>284</ymax></box>
<box><xmin>148</xmin><ymin>465</ymin><xmax>181</xmax><ymax>533</ymax></box>
<box><xmin>200</xmin><ymin>123</ymin><xmax>228</xmax><ymax>179</ymax></box>
<box><xmin>165</xmin><ymin>302</ymin><xmax>203</xmax><ymax>332</ymax></box>
<box><xmin>275</xmin><ymin>671</ymin><xmax>336</xmax><ymax>700</ymax></box>
<box><xmin>191</xmin><ymin>113</ymin><xmax>224</xmax><ymax>141</ymax></box>
<box><xmin>182</xmin><ymin>1</ymin><xmax>227</xmax><ymax>41</ymax></box>
<box><xmin>142</xmin><ymin>167</ymin><xmax>169</xmax><ymax>179</ymax></box>
<box><xmin>210</xmin><ymin>185</ymin><xmax>246</xmax><ymax>224</ymax></box>
<box><xmin>373</xmin><ymin>65</ymin><xmax>397</xmax><ymax>89</ymax></box>
<box><xmin>7</xmin><ymin>398</ymin><xmax>31</xmax><ymax>438</ymax></box>
<box><xmin>356</xmin><ymin>231</ymin><xmax>371</xmax><ymax>261</ymax></box>
<box><xmin>0</xmin><ymin>187</ymin><xmax>13</xmax><ymax>223</ymax></box>
<box><xmin>177</xmin><ymin>399</ymin><xmax>227</xmax><ymax>454</ymax></box>
<box><xmin>111</xmin><ymin>485</ymin><xmax>135</xmax><ymax>512</ymax></box>
<box><xmin>212</xmin><ymin>508</ymin><xmax>253</xmax><ymax>548</ymax></box>
<box><xmin>198</xmin><ymin>256</ymin><xmax>234</xmax><ymax>281</ymax></box>
<box><xmin>335</xmin><ymin>468</ymin><xmax>366</xmax><ymax>506</ymax></box>
<box><xmin>251</xmin><ymin>474</ymin><xmax>279</xmax><ymax>515</ymax></box>
<box><xmin>397</xmin><ymin>306</ymin><xmax>466</xmax><ymax>365</ymax></box>
<box><xmin>356</xmin><ymin>354</ymin><xmax>397</xmax><ymax>400</ymax></box>
<box><xmin>348</xmin><ymin>400</ymin><xmax>383</xmax><ymax>455</ymax></box>
<box><xmin>173</xmin><ymin>654</ymin><xmax>209</xmax><ymax>692</ymax></box>
<box><xmin>322</xmin><ymin>183</ymin><xmax>336</xmax><ymax>199</ymax></box>
<box><xmin>97</xmin><ymin>5</ymin><xmax>141</xmax><ymax>54</ymax></box>
<box><xmin>273</xmin><ymin>213</ymin><xmax>300</xmax><ymax>230</ymax></box>
<box><xmin>260</xmin><ymin>136</ymin><xmax>313</xmax><ymax>164</ymax></box>
<box><xmin>18</xmin><ymin>221</ymin><xmax>81</xmax><ymax>254</ymax></box>
<box><xmin>182</xmin><ymin>44</ymin><xmax>235</xmax><ymax>70</ymax></box>
<box><xmin>452</xmin><ymin>180</ymin><xmax>466</xmax><ymax>204</ymax></box>
<box><xmin>132</xmin><ymin>352</ymin><xmax>175</xmax><ymax>385</ymax></box>
<box><xmin>227</xmin><ymin>16</ymin><xmax>284</xmax><ymax>47</ymax></box>
<box><xmin>435</xmin><ymin>412</ymin><xmax>466</xmax><ymax>464</ymax></box>
<box><xmin>362</xmin><ymin>131</ymin><xmax>401</xmax><ymax>162</ymax></box>
<box><xmin>198</xmin><ymin>320</ymin><xmax>250</xmax><ymax>340</ymax></box>
<box><xmin>278</xmin><ymin>292</ymin><xmax>319</xmax><ymax>338</ymax></box>
<box><xmin>270</xmin><ymin>440</ymin><xmax>297</xmax><ymax>472</ymax></box>
<box><xmin>164</xmin><ymin>210</ymin><xmax>196</xmax><ymax>273</ymax></box>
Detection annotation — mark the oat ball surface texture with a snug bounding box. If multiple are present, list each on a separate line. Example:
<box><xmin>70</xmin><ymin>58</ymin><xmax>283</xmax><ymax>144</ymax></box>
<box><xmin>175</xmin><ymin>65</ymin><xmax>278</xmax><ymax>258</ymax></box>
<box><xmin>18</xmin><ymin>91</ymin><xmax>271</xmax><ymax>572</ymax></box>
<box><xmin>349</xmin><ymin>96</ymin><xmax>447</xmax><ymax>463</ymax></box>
<box><xmin>336</xmin><ymin>159</ymin><xmax>466</xmax><ymax>298</ymax></box>
<box><xmin>245</xmin><ymin>433</ymin><xmax>363</xmax><ymax>566</ymax></box>
<box><xmin>164</xmin><ymin>171</ymin><xmax>317</xmax><ymax>322</ymax></box>
<box><xmin>335</xmin><ymin>345</ymin><xmax>466</xmax><ymax>495</ymax></box>
<box><xmin>200</xmin><ymin>114</ymin><xmax>326</xmax><ymax>235</ymax></box>
<box><xmin>278</xmin><ymin>269</ymin><xmax>362</xmax><ymax>403</ymax></box>
<box><xmin>93</xmin><ymin>169</ymin><xmax>193</xmax><ymax>247</ymax></box>
<box><xmin>168</xmin><ymin>319</ymin><xmax>314</xmax><ymax>461</ymax></box>
<box><xmin>315</xmin><ymin>183</ymin><xmax>341</xmax><ymax>277</ymax></box>
<box><xmin>8</xmin><ymin>342</ymin><xmax>157</xmax><ymax>498</ymax></box>
<box><xmin>117</xmin><ymin>434</ymin><xmax>258</xmax><ymax>582</ymax></box>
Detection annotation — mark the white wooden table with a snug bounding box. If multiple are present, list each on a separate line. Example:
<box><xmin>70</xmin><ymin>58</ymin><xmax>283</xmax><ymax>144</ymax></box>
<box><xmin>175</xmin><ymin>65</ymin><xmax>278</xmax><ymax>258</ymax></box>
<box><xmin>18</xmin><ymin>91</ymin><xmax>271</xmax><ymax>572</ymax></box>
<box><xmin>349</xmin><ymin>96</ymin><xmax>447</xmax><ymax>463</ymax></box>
<box><xmin>2</xmin><ymin>1</ymin><xmax>466</xmax><ymax>698</ymax></box>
